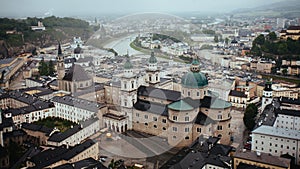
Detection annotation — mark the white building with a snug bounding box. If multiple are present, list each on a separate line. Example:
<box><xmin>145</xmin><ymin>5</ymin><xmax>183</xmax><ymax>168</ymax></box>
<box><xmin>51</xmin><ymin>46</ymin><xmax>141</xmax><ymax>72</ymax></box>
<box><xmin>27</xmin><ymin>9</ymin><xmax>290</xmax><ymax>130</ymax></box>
<box><xmin>252</xmin><ymin>125</ymin><xmax>300</xmax><ymax>165</ymax></box>
<box><xmin>52</xmin><ymin>96</ymin><xmax>105</xmax><ymax>123</ymax></box>
<box><xmin>273</xmin><ymin>109</ymin><xmax>300</xmax><ymax>131</ymax></box>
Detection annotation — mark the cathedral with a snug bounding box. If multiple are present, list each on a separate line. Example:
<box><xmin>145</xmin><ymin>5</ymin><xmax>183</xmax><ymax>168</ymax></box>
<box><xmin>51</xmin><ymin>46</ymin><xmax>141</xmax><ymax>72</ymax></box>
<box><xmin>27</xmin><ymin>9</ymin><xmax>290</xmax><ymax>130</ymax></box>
<box><xmin>56</xmin><ymin>44</ymin><xmax>232</xmax><ymax>147</ymax></box>
<box><xmin>102</xmin><ymin>52</ymin><xmax>232</xmax><ymax>147</ymax></box>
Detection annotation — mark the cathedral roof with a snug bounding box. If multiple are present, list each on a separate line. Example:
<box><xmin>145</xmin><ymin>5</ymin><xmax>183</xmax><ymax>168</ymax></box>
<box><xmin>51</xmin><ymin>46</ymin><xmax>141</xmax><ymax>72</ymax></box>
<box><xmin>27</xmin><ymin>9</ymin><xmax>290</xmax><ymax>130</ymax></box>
<box><xmin>168</xmin><ymin>100</ymin><xmax>194</xmax><ymax>111</ymax></box>
<box><xmin>149</xmin><ymin>51</ymin><xmax>158</xmax><ymax>64</ymax></box>
<box><xmin>63</xmin><ymin>64</ymin><xmax>91</xmax><ymax>81</ymax></box>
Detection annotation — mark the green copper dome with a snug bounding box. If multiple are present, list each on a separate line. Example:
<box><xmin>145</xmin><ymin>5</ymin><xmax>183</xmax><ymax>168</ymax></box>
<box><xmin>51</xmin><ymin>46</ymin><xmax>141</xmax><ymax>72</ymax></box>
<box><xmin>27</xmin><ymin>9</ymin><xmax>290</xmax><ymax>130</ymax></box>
<box><xmin>182</xmin><ymin>58</ymin><xmax>208</xmax><ymax>88</ymax></box>
<box><xmin>124</xmin><ymin>57</ymin><xmax>133</xmax><ymax>69</ymax></box>
<box><xmin>149</xmin><ymin>51</ymin><xmax>157</xmax><ymax>64</ymax></box>
<box><xmin>181</xmin><ymin>71</ymin><xmax>208</xmax><ymax>88</ymax></box>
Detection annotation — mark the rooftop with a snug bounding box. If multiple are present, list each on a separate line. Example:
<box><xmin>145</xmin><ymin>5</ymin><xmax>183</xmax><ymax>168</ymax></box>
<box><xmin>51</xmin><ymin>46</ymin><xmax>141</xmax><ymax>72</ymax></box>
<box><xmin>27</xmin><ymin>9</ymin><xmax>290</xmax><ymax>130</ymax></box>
<box><xmin>138</xmin><ymin>85</ymin><xmax>181</xmax><ymax>102</ymax></box>
<box><xmin>134</xmin><ymin>99</ymin><xmax>168</xmax><ymax>116</ymax></box>
<box><xmin>234</xmin><ymin>150</ymin><xmax>291</xmax><ymax>168</ymax></box>
<box><xmin>229</xmin><ymin>90</ymin><xmax>247</xmax><ymax>98</ymax></box>
<box><xmin>52</xmin><ymin>95</ymin><xmax>105</xmax><ymax>112</ymax></box>
<box><xmin>252</xmin><ymin>125</ymin><xmax>300</xmax><ymax>140</ymax></box>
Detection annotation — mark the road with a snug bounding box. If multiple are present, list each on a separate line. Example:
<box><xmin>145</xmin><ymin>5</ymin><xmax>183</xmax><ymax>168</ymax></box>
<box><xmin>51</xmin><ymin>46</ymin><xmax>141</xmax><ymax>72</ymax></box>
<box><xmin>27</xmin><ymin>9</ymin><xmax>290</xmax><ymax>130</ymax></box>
<box><xmin>230</xmin><ymin>108</ymin><xmax>246</xmax><ymax>149</ymax></box>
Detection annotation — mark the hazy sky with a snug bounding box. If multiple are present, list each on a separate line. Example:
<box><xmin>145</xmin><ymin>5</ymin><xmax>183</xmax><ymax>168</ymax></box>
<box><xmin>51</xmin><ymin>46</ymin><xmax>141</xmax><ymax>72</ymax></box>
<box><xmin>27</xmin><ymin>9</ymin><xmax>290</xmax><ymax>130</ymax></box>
<box><xmin>0</xmin><ymin>0</ymin><xmax>285</xmax><ymax>17</ymax></box>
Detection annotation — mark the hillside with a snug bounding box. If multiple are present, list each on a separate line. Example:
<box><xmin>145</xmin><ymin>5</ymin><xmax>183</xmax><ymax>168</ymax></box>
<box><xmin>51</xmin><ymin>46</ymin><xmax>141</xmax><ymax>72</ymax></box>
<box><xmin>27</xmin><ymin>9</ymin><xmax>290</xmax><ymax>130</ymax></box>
<box><xmin>232</xmin><ymin>0</ymin><xmax>300</xmax><ymax>18</ymax></box>
<box><xmin>0</xmin><ymin>16</ymin><xmax>99</xmax><ymax>58</ymax></box>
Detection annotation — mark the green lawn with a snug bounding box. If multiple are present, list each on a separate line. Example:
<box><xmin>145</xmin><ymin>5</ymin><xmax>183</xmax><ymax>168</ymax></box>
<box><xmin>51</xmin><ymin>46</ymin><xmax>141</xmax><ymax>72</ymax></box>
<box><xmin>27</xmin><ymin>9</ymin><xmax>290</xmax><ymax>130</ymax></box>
<box><xmin>33</xmin><ymin>117</ymin><xmax>76</xmax><ymax>132</ymax></box>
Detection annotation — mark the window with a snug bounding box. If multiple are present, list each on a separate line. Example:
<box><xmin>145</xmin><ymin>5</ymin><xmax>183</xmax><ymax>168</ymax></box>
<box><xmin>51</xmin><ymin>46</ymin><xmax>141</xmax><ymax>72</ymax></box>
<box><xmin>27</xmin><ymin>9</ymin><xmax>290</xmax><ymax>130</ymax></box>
<box><xmin>185</xmin><ymin>116</ymin><xmax>189</xmax><ymax>121</ymax></box>
<box><xmin>173</xmin><ymin>116</ymin><xmax>177</xmax><ymax>121</ymax></box>
<box><xmin>197</xmin><ymin>92</ymin><xmax>199</xmax><ymax>96</ymax></box>
<box><xmin>218</xmin><ymin>115</ymin><xmax>222</xmax><ymax>120</ymax></box>
<box><xmin>217</xmin><ymin>125</ymin><xmax>222</xmax><ymax>130</ymax></box>
<box><xmin>154</xmin><ymin>125</ymin><xmax>157</xmax><ymax>128</ymax></box>
<box><xmin>185</xmin><ymin>128</ymin><xmax>189</xmax><ymax>132</ymax></box>
<box><xmin>185</xmin><ymin>136</ymin><xmax>189</xmax><ymax>140</ymax></box>
<box><xmin>197</xmin><ymin>128</ymin><xmax>201</xmax><ymax>133</ymax></box>
<box><xmin>144</xmin><ymin>115</ymin><xmax>148</xmax><ymax>119</ymax></box>
<box><xmin>188</xmin><ymin>91</ymin><xmax>190</xmax><ymax>96</ymax></box>
<box><xmin>163</xmin><ymin>127</ymin><xmax>166</xmax><ymax>130</ymax></box>
<box><xmin>136</xmin><ymin>113</ymin><xmax>139</xmax><ymax>117</ymax></box>
<box><xmin>124</xmin><ymin>83</ymin><xmax>127</xmax><ymax>89</ymax></box>
<box><xmin>228</xmin><ymin>123</ymin><xmax>230</xmax><ymax>128</ymax></box>
<box><xmin>162</xmin><ymin>119</ymin><xmax>166</xmax><ymax>123</ymax></box>
<box><xmin>173</xmin><ymin>127</ymin><xmax>177</xmax><ymax>132</ymax></box>
<box><xmin>153</xmin><ymin>117</ymin><xmax>157</xmax><ymax>121</ymax></box>
<box><xmin>172</xmin><ymin>136</ymin><xmax>176</xmax><ymax>139</ymax></box>
<box><xmin>145</xmin><ymin>123</ymin><xmax>148</xmax><ymax>126</ymax></box>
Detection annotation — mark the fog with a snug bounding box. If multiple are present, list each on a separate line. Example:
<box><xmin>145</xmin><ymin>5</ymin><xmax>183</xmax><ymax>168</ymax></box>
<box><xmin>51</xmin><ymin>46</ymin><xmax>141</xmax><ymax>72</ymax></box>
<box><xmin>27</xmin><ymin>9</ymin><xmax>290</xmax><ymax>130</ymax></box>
<box><xmin>0</xmin><ymin>0</ymin><xmax>285</xmax><ymax>17</ymax></box>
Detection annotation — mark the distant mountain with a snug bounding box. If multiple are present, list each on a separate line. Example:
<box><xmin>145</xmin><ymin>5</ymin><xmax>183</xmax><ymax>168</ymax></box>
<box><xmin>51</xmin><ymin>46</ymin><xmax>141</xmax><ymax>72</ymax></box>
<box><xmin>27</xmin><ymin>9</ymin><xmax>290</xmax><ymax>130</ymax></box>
<box><xmin>231</xmin><ymin>0</ymin><xmax>300</xmax><ymax>18</ymax></box>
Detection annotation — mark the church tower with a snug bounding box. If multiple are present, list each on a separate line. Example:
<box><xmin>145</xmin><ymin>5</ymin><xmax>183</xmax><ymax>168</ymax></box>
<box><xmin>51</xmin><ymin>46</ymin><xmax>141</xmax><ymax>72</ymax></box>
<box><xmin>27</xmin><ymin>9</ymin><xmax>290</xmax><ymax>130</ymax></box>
<box><xmin>120</xmin><ymin>55</ymin><xmax>137</xmax><ymax>130</ymax></box>
<box><xmin>57</xmin><ymin>43</ymin><xmax>65</xmax><ymax>90</ymax></box>
<box><xmin>261</xmin><ymin>79</ymin><xmax>273</xmax><ymax>112</ymax></box>
<box><xmin>146</xmin><ymin>51</ymin><xmax>160</xmax><ymax>85</ymax></box>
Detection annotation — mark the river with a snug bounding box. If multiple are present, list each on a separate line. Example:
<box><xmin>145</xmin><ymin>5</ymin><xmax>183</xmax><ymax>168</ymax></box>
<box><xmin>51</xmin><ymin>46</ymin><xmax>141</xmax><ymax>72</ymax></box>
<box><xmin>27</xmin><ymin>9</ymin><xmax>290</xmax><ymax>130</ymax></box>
<box><xmin>103</xmin><ymin>34</ymin><xmax>142</xmax><ymax>56</ymax></box>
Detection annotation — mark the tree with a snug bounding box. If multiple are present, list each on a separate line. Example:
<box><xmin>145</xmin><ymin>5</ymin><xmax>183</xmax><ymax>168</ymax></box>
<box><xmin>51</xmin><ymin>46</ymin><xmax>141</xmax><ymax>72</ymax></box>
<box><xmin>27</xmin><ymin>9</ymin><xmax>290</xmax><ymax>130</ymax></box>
<box><xmin>48</xmin><ymin>60</ymin><xmax>55</xmax><ymax>76</ymax></box>
<box><xmin>243</xmin><ymin>104</ymin><xmax>258</xmax><ymax>131</ymax></box>
<box><xmin>38</xmin><ymin>59</ymin><xmax>48</xmax><ymax>76</ymax></box>
<box><xmin>225</xmin><ymin>38</ymin><xmax>229</xmax><ymax>45</ymax></box>
<box><xmin>277</xmin><ymin>43</ymin><xmax>288</xmax><ymax>54</ymax></box>
<box><xmin>282</xmin><ymin>68</ymin><xmax>288</xmax><ymax>76</ymax></box>
<box><xmin>253</xmin><ymin>34</ymin><xmax>265</xmax><ymax>46</ymax></box>
<box><xmin>214</xmin><ymin>35</ymin><xmax>219</xmax><ymax>43</ymax></box>
<box><xmin>267</xmin><ymin>32</ymin><xmax>277</xmax><ymax>41</ymax></box>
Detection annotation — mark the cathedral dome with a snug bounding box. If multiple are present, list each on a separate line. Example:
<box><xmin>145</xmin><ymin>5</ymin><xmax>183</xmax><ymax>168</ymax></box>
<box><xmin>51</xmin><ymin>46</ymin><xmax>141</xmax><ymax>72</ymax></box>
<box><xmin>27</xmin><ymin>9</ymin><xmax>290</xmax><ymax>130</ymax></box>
<box><xmin>181</xmin><ymin>72</ymin><xmax>208</xmax><ymax>88</ymax></box>
<box><xmin>181</xmin><ymin>59</ymin><xmax>208</xmax><ymax>88</ymax></box>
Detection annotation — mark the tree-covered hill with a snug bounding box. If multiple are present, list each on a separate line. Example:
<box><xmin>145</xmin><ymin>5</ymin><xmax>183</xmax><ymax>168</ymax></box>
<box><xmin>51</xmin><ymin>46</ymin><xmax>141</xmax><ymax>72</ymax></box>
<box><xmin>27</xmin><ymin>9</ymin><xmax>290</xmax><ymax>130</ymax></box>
<box><xmin>0</xmin><ymin>16</ymin><xmax>99</xmax><ymax>58</ymax></box>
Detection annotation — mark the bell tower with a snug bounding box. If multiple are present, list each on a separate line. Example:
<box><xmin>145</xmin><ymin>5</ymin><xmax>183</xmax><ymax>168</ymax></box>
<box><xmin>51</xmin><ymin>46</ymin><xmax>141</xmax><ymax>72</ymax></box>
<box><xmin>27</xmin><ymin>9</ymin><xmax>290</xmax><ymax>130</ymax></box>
<box><xmin>146</xmin><ymin>51</ymin><xmax>160</xmax><ymax>85</ymax></box>
<box><xmin>57</xmin><ymin>43</ymin><xmax>65</xmax><ymax>90</ymax></box>
<box><xmin>261</xmin><ymin>79</ymin><xmax>273</xmax><ymax>112</ymax></box>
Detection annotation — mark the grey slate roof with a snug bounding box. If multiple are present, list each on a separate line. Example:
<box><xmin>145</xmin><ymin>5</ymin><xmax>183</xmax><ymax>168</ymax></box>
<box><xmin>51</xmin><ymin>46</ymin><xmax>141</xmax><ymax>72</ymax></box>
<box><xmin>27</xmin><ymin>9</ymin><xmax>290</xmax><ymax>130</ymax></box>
<box><xmin>22</xmin><ymin>123</ymin><xmax>54</xmax><ymax>136</ymax></box>
<box><xmin>53</xmin><ymin>157</ymin><xmax>107</xmax><ymax>169</ymax></box>
<box><xmin>161</xmin><ymin>136</ymin><xmax>232</xmax><ymax>169</ymax></box>
<box><xmin>275</xmin><ymin>108</ymin><xmax>300</xmax><ymax>117</ymax></box>
<box><xmin>229</xmin><ymin>90</ymin><xmax>247</xmax><ymax>98</ymax></box>
<box><xmin>134</xmin><ymin>99</ymin><xmax>168</xmax><ymax>116</ymax></box>
<box><xmin>29</xmin><ymin>140</ymin><xmax>97</xmax><ymax>169</ymax></box>
<box><xmin>138</xmin><ymin>85</ymin><xmax>181</xmax><ymax>102</ymax></box>
<box><xmin>194</xmin><ymin>112</ymin><xmax>215</xmax><ymax>126</ymax></box>
<box><xmin>63</xmin><ymin>64</ymin><xmax>91</xmax><ymax>81</ymax></box>
<box><xmin>52</xmin><ymin>95</ymin><xmax>105</xmax><ymax>112</ymax></box>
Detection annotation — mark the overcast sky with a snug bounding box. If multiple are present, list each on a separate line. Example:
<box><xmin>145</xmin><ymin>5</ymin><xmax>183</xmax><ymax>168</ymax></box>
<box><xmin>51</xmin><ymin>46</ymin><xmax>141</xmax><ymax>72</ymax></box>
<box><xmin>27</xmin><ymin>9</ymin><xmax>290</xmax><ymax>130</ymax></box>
<box><xmin>1</xmin><ymin>0</ymin><xmax>285</xmax><ymax>17</ymax></box>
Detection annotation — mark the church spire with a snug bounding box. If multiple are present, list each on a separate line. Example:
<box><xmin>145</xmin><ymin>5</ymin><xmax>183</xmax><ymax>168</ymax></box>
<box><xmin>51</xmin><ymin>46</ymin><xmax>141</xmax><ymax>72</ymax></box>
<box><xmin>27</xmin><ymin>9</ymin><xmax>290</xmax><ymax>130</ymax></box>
<box><xmin>58</xmin><ymin>42</ymin><xmax>62</xmax><ymax>56</ymax></box>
